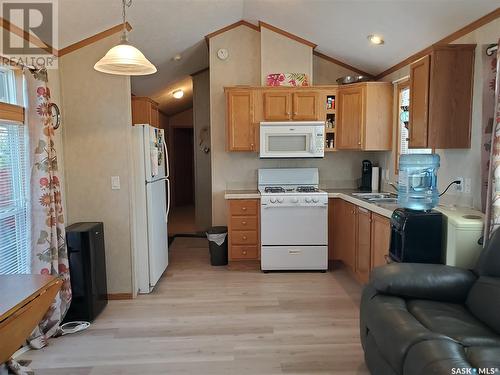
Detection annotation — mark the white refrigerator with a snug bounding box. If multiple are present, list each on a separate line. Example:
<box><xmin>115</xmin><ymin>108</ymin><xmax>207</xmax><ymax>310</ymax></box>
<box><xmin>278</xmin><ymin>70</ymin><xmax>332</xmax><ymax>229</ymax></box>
<box><xmin>132</xmin><ymin>124</ymin><xmax>170</xmax><ymax>294</ymax></box>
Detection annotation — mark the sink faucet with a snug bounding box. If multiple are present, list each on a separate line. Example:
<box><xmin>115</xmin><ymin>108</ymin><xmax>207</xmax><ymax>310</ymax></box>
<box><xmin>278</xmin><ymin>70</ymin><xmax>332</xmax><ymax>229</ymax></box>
<box><xmin>388</xmin><ymin>182</ymin><xmax>399</xmax><ymax>192</ymax></box>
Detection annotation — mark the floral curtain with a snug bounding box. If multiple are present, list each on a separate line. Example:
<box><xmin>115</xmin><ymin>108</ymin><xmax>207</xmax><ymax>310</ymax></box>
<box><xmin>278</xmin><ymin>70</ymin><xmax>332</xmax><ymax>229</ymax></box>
<box><xmin>25</xmin><ymin>69</ymin><xmax>71</xmax><ymax>348</ymax></box>
<box><xmin>485</xmin><ymin>40</ymin><xmax>500</xmax><ymax>241</ymax></box>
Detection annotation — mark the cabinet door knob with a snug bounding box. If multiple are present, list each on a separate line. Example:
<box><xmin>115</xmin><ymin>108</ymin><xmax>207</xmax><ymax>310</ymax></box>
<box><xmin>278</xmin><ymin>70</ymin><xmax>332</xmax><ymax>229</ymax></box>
<box><xmin>241</xmin><ymin>207</ymin><xmax>247</xmax><ymax>211</ymax></box>
<box><xmin>242</xmin><ymin>250</ymin><xmax>247</xmax><ymax>255</ymax></box>
<box><xmin>241</xmin><ymin>221</ymin><xmax>247</xmax><ymax>225</ymax></box>
<box><xmin>242</xmin><ymin>235</ymin><xmax>248</xmax><ymax>240</ymax></box>
<box><xmin>358</xmin><ymin>141</ymin><xmax>362</xmax><ymax>145</ymax></box>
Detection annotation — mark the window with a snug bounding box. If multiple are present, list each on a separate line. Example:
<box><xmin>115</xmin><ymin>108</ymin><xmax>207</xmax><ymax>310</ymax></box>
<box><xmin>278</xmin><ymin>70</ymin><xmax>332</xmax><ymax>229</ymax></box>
<box><xmin>0</xmin><ymin>67</ymin><xmax>17</xmax><ymax>104</ymax></box>
<box><xmin>395</xmin><ymin>81</ymin><xmax>431</xmax><ymax>173</ymax></box>
<box><xmin>0</xmin><ymin>69</ymin><xmax>29</xmax><ymax>275</ymax></box>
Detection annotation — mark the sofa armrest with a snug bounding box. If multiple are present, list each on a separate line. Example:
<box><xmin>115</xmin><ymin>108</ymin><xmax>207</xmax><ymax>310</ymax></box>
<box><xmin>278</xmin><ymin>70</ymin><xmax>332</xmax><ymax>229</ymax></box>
<box><xmin>370</xmin><ymin>263</ymin><xmax>477</xmax><ymax>303</ymax></box>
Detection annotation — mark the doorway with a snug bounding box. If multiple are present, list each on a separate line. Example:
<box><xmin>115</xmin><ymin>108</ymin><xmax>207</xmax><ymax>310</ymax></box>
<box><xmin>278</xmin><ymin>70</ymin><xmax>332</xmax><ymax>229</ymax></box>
<box><xmin>173</xmin><ymin>127</ymin><xmax>194</xmax><ymax>207</ymax></box>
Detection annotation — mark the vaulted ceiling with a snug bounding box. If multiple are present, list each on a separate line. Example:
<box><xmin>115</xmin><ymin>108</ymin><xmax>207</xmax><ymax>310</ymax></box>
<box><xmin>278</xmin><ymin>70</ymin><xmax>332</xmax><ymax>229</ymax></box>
<box><xmin>58</xmin><ymin>0</ymin><xmax>499</xmax><ymax>114</ymax></box>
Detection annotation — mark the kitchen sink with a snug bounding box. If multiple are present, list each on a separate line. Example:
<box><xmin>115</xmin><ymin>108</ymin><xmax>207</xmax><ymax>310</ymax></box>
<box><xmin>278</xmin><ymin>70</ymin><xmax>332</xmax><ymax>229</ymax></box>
<box><xmin>351</xmin><ymin>192</ymin><xmax>398</xmax><ymax>204</ymax></box>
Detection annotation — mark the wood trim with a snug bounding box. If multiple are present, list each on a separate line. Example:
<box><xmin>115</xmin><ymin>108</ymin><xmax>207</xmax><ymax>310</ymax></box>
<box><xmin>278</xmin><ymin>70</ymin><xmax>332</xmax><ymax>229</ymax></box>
<box><xmin>258</xmin><ymin>21</ymin><xmax>317</xmax><ymax>49</ymax></box>
<box><xmin>394</xmin><ymin>79</ymin><xmax>410</xmax><ymax>174</ymax></box>
<box><xmin>0</xmin><ymin>102</ymin><xmax>24</xmax><ymax>123</ymax></box>
<box><xmin>0</xmin><ymin>17</ymin><xmax>56</xmax><ymax>55</ymax></box>
<box><xmin>375</xmin><ymin>8</ymin><xmax>500</xmax><ymax>79</ymax></box>
<box><xmin>204</xmin><ymin>20</ymin><xmax>259</xmax><ymax>46</ymax></box>
<box><xmin>107</xmin><ymin>293</ymin><xmax>133</xmax><ymax>300</ymax></box>
<box><xmin>190</xmin><ymin>67</ymin><xmax>209</xmax><ymax>76</ymax></box>
<box><xmin>59</xmin><ymin>22</ymin><xmax>132</xmax><ymax>57</ymax></box>
<box><xmin>313</xmin><ymin>50</ymin><xmax>373</xmax><ymax>77</ymax></box>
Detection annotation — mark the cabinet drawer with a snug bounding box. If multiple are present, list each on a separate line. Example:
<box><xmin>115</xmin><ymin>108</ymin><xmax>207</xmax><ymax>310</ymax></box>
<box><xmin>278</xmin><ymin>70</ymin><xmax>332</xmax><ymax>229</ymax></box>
<box><xmin>230</xmin><ymin>216</ymin><xmax>258</xmax><ymax>230</ymax></box>
<box><xmin>230</xmin><ymin>246</ymin><xmax>259</xmax><ymax>260</ymax></box>
<box><xmin>230</xmin><ymin>230</ymin><xmax>258</xmax><ymax>245</ymax></box>
<box><xmin>229</xmin><ymin>200</ymin><xmax>258</xmax><ymax>216</ymax></box>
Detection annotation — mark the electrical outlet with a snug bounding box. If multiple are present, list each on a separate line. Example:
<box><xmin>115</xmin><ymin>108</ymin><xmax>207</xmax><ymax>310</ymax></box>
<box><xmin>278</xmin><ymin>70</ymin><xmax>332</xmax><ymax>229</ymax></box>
<box><xmin>464</xmin><ymin>178</ymin><xmax>471</xmax><ymax>194</ymax></box>
<box><xmin>111</xmin><ymin>176</ymin><xmax>121</xmax><ymax>190</ymax></box>
<box><xmin>455</xmin><ymin>177</ymin><xmax>464</xmax><ymax>193</ymax></box>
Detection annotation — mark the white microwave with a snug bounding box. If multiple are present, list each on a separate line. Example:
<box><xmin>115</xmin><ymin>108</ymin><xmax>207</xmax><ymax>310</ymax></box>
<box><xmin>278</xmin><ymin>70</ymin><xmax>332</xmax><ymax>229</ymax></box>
<box><xmin>259</xmin><ymin>121</ymin><xmax>325</xmax><ymax>158</ymax></box>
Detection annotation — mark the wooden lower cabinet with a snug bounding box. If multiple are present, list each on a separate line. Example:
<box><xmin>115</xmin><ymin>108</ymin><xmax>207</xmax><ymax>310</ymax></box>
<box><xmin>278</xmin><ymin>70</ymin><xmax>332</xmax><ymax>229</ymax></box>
<box><xmin>227</xmin><ymin>199</ymin><xmax>260</xmax><ymax>261</ymax></box>
<box><xmin>370</xmin><ymin>213</ymin><xmax>391</xmax><ymax>269</ymax></box>
<box><xmin>355</xmin><ymin>206</ymin><xmax>371</xmax><ymax>284</ymax></box>
<box><xmin>329</xmin><ymin>199</ymin><xmax>392</xmax><ymax>283</ymax></box>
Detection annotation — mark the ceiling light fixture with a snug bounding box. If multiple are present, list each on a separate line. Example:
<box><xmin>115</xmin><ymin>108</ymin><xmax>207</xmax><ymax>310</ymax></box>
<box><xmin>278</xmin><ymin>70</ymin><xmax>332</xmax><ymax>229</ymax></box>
<box><xmin>94</xmin><ymin>0</ymin><xmax>157</xmax><ymax>76</ymax></box>
<box><xmin>367</xmin><ymin>34</ymin><xmax>384</xmax><ymax>45</ymax></box>
<box><xmin>173</xmin><ymin>54</ymin><xmax>182</xmax><ymax>61</ymax></box>
<box><xmin>173</xmin><ymin>89</ymin><xmax>184</xmax><ymax>99</ymax></box>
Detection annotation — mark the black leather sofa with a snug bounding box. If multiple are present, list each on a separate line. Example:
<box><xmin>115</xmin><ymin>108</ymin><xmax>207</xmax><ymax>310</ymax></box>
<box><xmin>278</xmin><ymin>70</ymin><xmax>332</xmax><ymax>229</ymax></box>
<box><xmin>360</xmin><ymin>229</ymin><xmax>500</xmax><ymax>375</ymax></box>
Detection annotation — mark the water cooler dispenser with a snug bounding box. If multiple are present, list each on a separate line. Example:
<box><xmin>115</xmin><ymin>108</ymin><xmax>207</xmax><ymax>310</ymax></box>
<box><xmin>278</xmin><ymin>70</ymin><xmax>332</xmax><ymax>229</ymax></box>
<box><xmin>389</xmin><ymin>154</ymin><xmax>444</xmax><ymax>264</ymax></box>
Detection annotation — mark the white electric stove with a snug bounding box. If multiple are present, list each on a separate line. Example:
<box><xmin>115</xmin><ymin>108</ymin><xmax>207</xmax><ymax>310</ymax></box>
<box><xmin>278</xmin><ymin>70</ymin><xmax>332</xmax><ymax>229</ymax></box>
<box><xmin>258</xmin><ymin>168</ymin><xmax>328</xmax><ymax>271</ymax></box>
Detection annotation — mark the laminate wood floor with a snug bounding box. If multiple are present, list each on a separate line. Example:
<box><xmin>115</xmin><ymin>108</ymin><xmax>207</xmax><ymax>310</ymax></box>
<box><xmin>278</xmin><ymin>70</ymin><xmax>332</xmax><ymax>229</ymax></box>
<box><xmin>22</xmin><ymin>237</ymin><xmax>369</xmax><ymax>375</ymax></box>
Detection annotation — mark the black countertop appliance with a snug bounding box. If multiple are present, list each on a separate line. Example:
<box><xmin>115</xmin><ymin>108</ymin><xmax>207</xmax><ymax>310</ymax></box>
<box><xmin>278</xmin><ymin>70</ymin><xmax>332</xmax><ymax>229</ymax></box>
<box><xmin>359</xmin><ymin>160</ymin><xmax>372</xmax><ymax>191</ymax></box>
<box><xmin>389</xmin><ymin>208</ymin><xmax>443</xmax><ymax>264</ymax></box>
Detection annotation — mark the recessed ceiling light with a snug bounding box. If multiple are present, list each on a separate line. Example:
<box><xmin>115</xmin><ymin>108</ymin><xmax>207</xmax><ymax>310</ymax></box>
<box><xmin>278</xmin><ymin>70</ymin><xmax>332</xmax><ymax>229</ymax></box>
<box><xmin>173</xmin><ymin>89</ymin><xmax>184</xmax><ymax>99</ymax></box>
<box><xmin>367</xmin><ymin>34</ymin><xmax>384</xmax><ymax>45</ymax></box>
<box><xmin>173</xmin><ymin>54</ymin><xmax>182</xmax><ymax>61</ymax></box>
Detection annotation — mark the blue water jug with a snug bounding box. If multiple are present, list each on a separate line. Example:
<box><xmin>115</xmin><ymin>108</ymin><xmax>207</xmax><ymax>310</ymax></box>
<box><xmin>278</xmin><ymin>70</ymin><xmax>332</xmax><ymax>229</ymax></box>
<box><xmin>398</xmin><ymin>154</ymin><xmax>440</xmax><ymax>211</ymax></box>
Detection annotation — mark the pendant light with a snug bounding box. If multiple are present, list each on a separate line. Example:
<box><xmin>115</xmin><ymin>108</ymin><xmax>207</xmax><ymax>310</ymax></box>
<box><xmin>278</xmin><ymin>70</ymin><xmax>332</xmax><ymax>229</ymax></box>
<box><xmin>94</xmin><ymin>0</ymin><xmax>157</xmax><ymax>76</ymax></box>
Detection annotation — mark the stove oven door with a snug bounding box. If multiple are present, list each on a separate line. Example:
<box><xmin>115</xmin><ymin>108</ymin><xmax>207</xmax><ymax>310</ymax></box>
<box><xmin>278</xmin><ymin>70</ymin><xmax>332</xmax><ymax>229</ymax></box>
<box><xmin>260</xmin><ymin>204</ymin><xmax>328</xmax><ymax>246</ymax></box>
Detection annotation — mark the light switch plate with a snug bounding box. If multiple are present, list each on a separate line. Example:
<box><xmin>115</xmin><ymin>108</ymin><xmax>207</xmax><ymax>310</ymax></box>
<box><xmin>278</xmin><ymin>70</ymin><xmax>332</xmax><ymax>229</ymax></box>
<box><xmin>111</xmin><ymin>176</ymin><xmax>121</xmax><ymax>190</ymax></box>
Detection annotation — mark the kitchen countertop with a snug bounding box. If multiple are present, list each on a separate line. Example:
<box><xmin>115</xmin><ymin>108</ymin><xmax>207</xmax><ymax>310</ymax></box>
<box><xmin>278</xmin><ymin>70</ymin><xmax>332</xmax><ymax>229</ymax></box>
<box><xmin>224</xmin><ymin>190</ymin><xmax>260</xmax><ymax>199</ymax></box>
<box><xmin>224</xmin><ymin>189</ymin><xmax>484</xmax><ymax>221</ymax></box>
<box><xmin>224</xmin><ymin>188</ymin><xmax>396</xmax><ymax>218</ymax></box>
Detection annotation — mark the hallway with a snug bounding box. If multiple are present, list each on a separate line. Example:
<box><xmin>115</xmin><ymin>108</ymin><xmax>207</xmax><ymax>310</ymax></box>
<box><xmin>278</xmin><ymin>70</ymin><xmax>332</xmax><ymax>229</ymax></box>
<box><xmin>22</xmin><ymin>238</ymin><xmax>368</xmax><ymax>374</ymax></box>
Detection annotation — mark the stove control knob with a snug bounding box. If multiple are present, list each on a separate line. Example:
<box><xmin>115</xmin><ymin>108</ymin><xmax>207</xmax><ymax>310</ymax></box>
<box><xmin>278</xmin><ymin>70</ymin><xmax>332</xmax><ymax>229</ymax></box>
<box><xmin>270</xmin><ymin>197</ymin><xmax>276</xmax><ymax>203</ymax></box>
<box><xmin>305</xmin><ymin>197</ymin><xmax>312</xmax><ymax>203</ymax></box>
<box><xmin>291</xmin><ymin>197</ymin><xmax>299</xmax><ymax>203</ymax></box>
<box><xmin>277</xmin><ymin>197</ymin><xmax>284</xmax><ymax>203</ymax></box>
<box><xmin>312</xmin><ymin>198</ymin><xmax>319</xmax><ymax>203</ymax></box>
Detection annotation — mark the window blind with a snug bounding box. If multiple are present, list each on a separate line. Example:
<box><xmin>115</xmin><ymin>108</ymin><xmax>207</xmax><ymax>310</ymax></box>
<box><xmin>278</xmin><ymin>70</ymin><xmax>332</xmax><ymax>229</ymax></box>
<box><xmin>0</xmin><ymin>121</ymin><xmax>30</xmax><ymax>275</ymax></box>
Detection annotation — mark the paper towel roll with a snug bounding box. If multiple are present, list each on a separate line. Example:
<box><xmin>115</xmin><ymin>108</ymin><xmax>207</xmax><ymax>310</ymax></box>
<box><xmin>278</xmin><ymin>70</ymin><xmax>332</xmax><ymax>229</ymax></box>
<box><xmin>371</xmin><ymin>167</ymin><xmax>380</xmax><ymax>192</ymax></box>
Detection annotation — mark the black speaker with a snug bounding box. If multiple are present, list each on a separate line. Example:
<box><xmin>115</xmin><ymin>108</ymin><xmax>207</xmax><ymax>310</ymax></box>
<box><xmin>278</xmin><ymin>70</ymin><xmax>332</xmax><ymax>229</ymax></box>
<box><xmin>64</xmin><ymin>222</ymin><xmax>108</xmax><ymax>322</ymax></box>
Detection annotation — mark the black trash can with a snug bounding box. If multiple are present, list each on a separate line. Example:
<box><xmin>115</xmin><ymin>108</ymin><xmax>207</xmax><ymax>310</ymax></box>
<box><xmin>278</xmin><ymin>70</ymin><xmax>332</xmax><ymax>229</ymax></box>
<box><xmin>206</xmin><ymin>226</ymin><xmax>228</xmax><ymax>266</ymax></box>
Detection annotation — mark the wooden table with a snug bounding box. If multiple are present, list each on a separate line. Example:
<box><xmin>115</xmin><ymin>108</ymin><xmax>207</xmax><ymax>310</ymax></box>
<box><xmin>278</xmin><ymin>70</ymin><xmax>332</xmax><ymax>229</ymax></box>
<box><xmin>0</xmin><ymin>275</ymin><xmax>62</xmax><ymax>364</ymax></box>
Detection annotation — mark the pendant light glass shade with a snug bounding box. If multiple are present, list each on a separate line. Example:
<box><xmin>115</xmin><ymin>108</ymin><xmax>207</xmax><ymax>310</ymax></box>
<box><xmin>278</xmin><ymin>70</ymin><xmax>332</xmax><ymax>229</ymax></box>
<box><xmin>94</xmin><ymin>40</ymin><xmax>157</xmax><ymax>76</ymax></box>
<box><xmin>94</xmin><ymin>0</ymin><xmax>157</xmax><ymax>76</ymax></box>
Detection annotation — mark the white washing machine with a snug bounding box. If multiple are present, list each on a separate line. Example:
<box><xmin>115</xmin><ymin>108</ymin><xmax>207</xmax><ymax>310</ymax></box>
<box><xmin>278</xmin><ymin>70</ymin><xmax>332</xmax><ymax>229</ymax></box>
<box><xmin>436</xmin><ymin>206</ymin><xmax>484</xmax><ymax>269</ymax></box>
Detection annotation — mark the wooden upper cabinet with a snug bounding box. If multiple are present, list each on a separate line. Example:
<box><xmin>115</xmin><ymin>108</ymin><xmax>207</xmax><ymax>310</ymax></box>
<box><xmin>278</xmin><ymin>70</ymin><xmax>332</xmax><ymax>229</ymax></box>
<box><xmin>337</xmin><ymin>86</ymin><xmax>363</xmax><ymax>150</ymax></box>
<box><xmin>263</xmin><ymin>91</ymin><xmax>291</xmax><ymax>120</ymax></box>
<box><xmin>409</xmin><ymin>55</ymin><xmax>430</xmax><ymax>148</ymax></box>
<box><xmin>409</xmin><ymin>44</ymin><xmax>475</xmax><ymax>149</ymax></box>
<box><xmin>263</xmin><ymin>90</ymin><xmax>320</xmax><ymax>121</ymax></box>
<box><xmin>337</xmin><ymin>82</ymin><xmax>392</xmax><ymax>151</ymax></box>
<box><xmin>370</xmin><ymin>213</ymin><xmax>391</xmax><ymax>269</ymax></box>
<box><xmin>226</xmin><ymin>89</ymin><xmax>256</xmax><ymax>151</ymax></box>
<box><xmin>131</xmin><ymin>96</ymin><xmax>160</xmax><ymax>127</ymax></box>
<box><xmin>355</xmin><ymin>206</ymin><xmax>372</xmax><ymax>284</ymax></box>
<box><xmin>292</xmin><ymin>92</ymin><xmax>319</xmax><ymax>120</ymax></box>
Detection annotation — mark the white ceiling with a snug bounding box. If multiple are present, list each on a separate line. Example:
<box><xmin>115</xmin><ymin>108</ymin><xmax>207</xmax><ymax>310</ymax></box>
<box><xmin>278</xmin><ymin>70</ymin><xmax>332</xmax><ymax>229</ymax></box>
<box><xmin>58</xmin><ymin>0</ymin><xmax>499</xmax><ymax>114</ymax></box>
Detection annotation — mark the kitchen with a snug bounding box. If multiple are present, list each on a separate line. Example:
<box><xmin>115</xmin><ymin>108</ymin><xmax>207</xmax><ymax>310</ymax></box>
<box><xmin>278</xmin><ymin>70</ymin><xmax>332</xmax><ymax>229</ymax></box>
<box><xmin>1</xmin><ymin>1</ymin><xmax>499</xmax><ymax>374</ymax></box>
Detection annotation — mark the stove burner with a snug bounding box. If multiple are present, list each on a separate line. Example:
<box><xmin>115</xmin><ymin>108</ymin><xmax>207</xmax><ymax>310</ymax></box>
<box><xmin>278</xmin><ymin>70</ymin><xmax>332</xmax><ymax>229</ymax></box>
<box><xmin>296</xmin><ymin>186</ymin><xmax>319</xmax><ymax>193</ymax></box>
<box><xmin>264</xmin><ymin>186</ymin><xmax>285</xmax><ymax>193</ymax></box>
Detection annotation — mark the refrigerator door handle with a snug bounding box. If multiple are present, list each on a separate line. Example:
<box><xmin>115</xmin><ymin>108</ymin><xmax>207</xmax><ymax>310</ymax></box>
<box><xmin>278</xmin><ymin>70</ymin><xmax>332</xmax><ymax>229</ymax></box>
<box><xmin>163</xmin><ymin>139</ymin><xmax>170</xmax><ymax>178</ymax></box>
<box><xmin>166</xmin><ymin>179</ymin><xmax>171</xmax><ymax>219</ymax></box>
<box><xmin>145</xmin><ymin>177</ymin><xmax>169</xmax><ymax>185</ymax></box>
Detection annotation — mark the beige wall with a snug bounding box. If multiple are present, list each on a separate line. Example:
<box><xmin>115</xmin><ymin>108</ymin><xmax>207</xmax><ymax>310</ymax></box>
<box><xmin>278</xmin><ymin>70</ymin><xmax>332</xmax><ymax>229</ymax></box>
<box><xmin>168</xmin><ymin>108</ymin><xmax>193</xmax><ymax>127</ymax></box>
<box><xmin>260</xmin><ymin>27</ymin><xmax>313</xmax><ymax>84</ymax></box>
<box><xmin>192</xmin><ymin>70</ymin><xmax>212</xmax><ymax>230</ymax></box>
<box><xmin>377</xmin><ymin>18</ymin><xmax>500</xmax><ymax>210</ymax></box>
<box><xmin>209</xmin><ymin>25</ymin><xmax>380</xmax><ymax>225</ymax></box>
<box><xmin>59</xmin><ymin>34</ymin><xmax>134</xmax><ymax>294</ymax></box>
<box><xmin>313</xmin><ymin>55</ymin><xmax>358</xmax><ymax>85</ymax></box>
